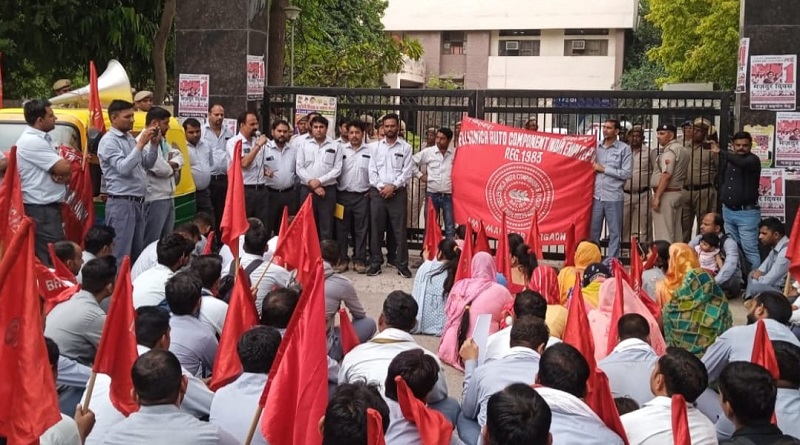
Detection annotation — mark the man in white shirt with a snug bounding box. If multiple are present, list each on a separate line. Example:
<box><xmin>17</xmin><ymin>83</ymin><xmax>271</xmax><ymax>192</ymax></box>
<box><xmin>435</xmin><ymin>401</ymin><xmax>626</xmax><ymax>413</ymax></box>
<box><xmin>15</xmin><ymin>98</ymin><xmax>73</xmax><ymax>266</ymax></box>
<box><xmin>41</xmin><ymin>338</ymin><xmax>94</xmax><ymax>445</ymax></box>
<box><xmin>131</xmin><ymin>223</ymin><xmax>201</xmax><ymax>280</ymax></box>
<box><xmin>598</xmin><ymin>313</ymin><xmax>658</xmax><ymax>406</ymax></box>
<box><xmin>141</xmin><ymin>107</ymin><xmax>184</xmax><ymax>246</ymax></box>
<box><xmin>78</xmin><ymin>225</ymin><xmax>115</xmax><ymax>285</ymax></box>
<box><xmin>367</xmin><ymin>114</ymin><xmax>413</xmax><ymax>278</ymax></box>
<box><xmin>83</xmin><ymin>306</ymin><xmax>214</xmax><ymax>445</ymax></box>
<box><xmin>203</xmin><ymin>104</ymin><xmax>234</xmax><ymax>232</ymax></box>
<box><xmin>132</xmin><ymin>233</ymin><xmax>195</xmax><ymax>308</ymax></box>
<box><xmin>458</xmin><ymin>317</ymin><xmax>549</xmax><ymax>445</ymax></box>
<box><xmin>52</xmin><ymin>240</ymin><xmax>85</xmax><ymax>278</ymax></box>
<box><xmin>321</xmin><ymin>382</ymin><xmax>390</xmax><ymax>445</ymax></box>
<box><xmin>296</xmin><ymin>115</ymin><xmax>343</xmax><ymax>241</ymax></box>
<box><xmin>183</xmin><ymin>118</ymin><xmax>214</xmax><ymax>218</ymax></box>
<box><xmin>621</xmin><ymin>347</ymin><xmax>717</xmax><ymax>445</ymax></box>
<box><xmin>165</xmin><ymin>271</ymin><xmax>218</xmax><ymax>377</ymax></box>
<box><xmin>335</xmin><ymin>120</ymin><xmax>372</xmax><ymax>273</ymax></box>
<box><xmin>536</xmin><ymin>343</ymin><xmax>624</xmax><ymax>445</ymax></box>
<box><xmin>190</xmin><ymin>254</ymin><xmax>228</xmax><ymax>336</ymax></box>
<box><xmin>482</xmin><ymin>384</ymin><xmax>552</xmax><ymax>445</ymax></box>
<box><xmin>414</xmin><ymin>127</ymin><xmax>456</xmax><ymax>238</ymax></box>
<box><xmin>228</xmin><ymin>110</ymin><xmax>270</xmax><ymax>227</ymax></box>
<box><xmin>485</xmin><ymin>291</ymin><xmax>561</xmax><ymax>362</ymax></box>
<box><xmin>339</xmin><ymin>290</ymin><xmax>459</xmax><ymax>424</ymax></box>
<box><xmin>263</xmin><ymin>119</ymin><xmax>299</xmax><ymax>238</ymax></box>
<box><xmin>210</xmin><ymin>326</ymin><xmax>282</xmax><ymax>445</ymax></box>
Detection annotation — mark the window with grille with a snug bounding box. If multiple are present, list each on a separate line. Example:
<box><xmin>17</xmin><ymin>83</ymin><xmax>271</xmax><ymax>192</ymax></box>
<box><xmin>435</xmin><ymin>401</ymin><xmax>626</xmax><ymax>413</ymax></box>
<box><xmin>499</xmin><ymin>40</ymin><xmax>541</xmax><ymax>56</ymax></box>
<box><xmin>442</xmin><ymin>31</ymin><xmax>466</xmax><ymax>55</ymax></box>
<box><xmin>563</xmin><ymin>39</ymin><xmax>609</xmax><ymax>56</ymax></box>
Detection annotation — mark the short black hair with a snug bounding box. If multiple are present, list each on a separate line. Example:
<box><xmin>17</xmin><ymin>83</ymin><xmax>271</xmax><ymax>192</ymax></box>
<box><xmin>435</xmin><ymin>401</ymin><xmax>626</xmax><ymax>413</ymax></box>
<box><xmin>135</xmin><ymin>306</ymin><xmax>171</xmax><ymax>348</ymax></box>
<box><xmin>508</xmin><ymin>233</ymin><xmax>525</xmax><ymax>255</ymax></box>
<box><xmin>190</xmin><ymin>254</ymin><xmax>223</xmax><ymax>290</ymax></box>
<box><xmin>384</xmin><ymin>349</ymin><xmax>439</xmax><ymax>402</ymax></box>
<box><xmin>131</xmin><ymin>349</ymin><xmax>183</xmax><ymax>405</ymax></box>
<box><xmin>53</xmin><ymin>240</ymin><xmax>78</xmax><ymax>264</ymax></box>
<box><xmin>175</xmin><ymin>222</ymin><xmax>201</xmax><ymax>242</ymax></box>
<box><xmin>81</xmin><ymin>256</ymin><xmax>118</xmax><ymax>294</ymax></box>
<box><xmin>237</xmin><ymin>326</ymin><xmax>282</xmax><ymax>374</ymax></box>
<box><xmin>455</xmin><ymin>225</ymin><xmax>467</xmax><ymax>240</ymax></box>
<box><xmin>614</xmin><ymin>397</ymin><xmax>640</xmax><ymax>415</ymax></box>
<box><xmin>156</xmin><ymin>233</ymin><xmax>195</xmax><ymax>267</ymax></box>
<box><xmin>260</xmin><ymin>287</ymin><xmax>300</xmax><ymax>328</ymax></box>
<box><xmin>700</xmin><ymin>232</ymin><xmax>721</xmax><ymax>249</ymax></box>
<box><xmin>753</xmin><ymin>291</ymin><xmax>793</xmax><ymax>325</ymax></box>
<box><xmin>514</xmin><ymin>290</ymin><xmax>547</xmax><ymax>320</ymax></box>
<box><xmin>719</xmin><ymin>361</ymin><xmax>776</xmax><ymax>425</ymax></box>
<box><xmin>732</xmin><ymin>131</ymin><xmax>753</xmax><ymax>145</ymax></box>
<box><xmin>44</xmin><ymin>336</ymin><xmax>59</xmax><ymax>368</ymax></box>
<box><xmin>605</xmin><ymin>119</ymin><xmax>621</xmax><ymax>131</ymax></box>
<box><xmin>656</xmin><ymin>347</ymin><xmax>708</xmax><ymax>403</ymax></box>
<box><xmin>145</xmin><ymin>106</ymin><xmax>171</xmax><ymax>124</ymax></box>
<box><xmin>208</xmin><ymin>103</ymin><xmax>224</xmax><ymax>113</ymax></box>
<box><xmin>193</xmin><ymin>212</ymin><xmax>214</xmax><ymax>230</ymax></box>
<box><xmin>23</xmin><ymin>99</ymin><xmax>52</xmax><ymax>126</ymax></box>
<box><xmin>382</xmin><ymin>113</ymin><xmax>400</xmax><ymax>126</ymax></box>
<box><xmin>346</xmin><ymin>120</ymin><xmax>366</xmax><ymax>133</ymax></box>
<box><xmin>271</xmin><ymin>119</ymin><xmax>290</xmax><ymax>131</ymax></box>
<box><xmin>182</xmin><ymin>118</ymin><xmax>202</xmax><ymax>131</ymax></box>
<box><xmin>510</xmin><ymin>316</ymin><xmax>549</xmax><ymax>350</ymax></box>
<box><xmin>244</xmin><ymin>220</ymin><xmax>269</xmax><ymax>255</ymax></box>
<box><xmin>774</xmin><ymin>340</ymin><xmax>800</xmax><ymax>387</ymax></box>
<box><xmin>107</xmin><ymin>100</ymin><xmax>134</xmax><ymax>117</ymax></box>
<box><xmin>84</xmin><ymin>225</ymin><xmax>116</xmax><ymax>255</ymax></box>
<box><xmin>709</xmin><ymin>213</ymin><xmax>724</xmax><ymax>228</ymax></box>
<box><xmin>618</xmin><ymin>313</ymin><xmax>650</xmax><ymax>342</ymax></box>
<box><xmin>485</xmin><ymin>383</ymin><xmax>551</xmax><ymax>445</ymax></box>
<box><xmin>165</xmin><ymin>271</ymin><xmax>203</xmax><ymax>316</ymax></box>
<box><xmin>322</xmin><ymin>382</ymin><xmax>390</xmax><ymax>445</ymax></box>
<box><xmin>320</xmin><ymin>240</ymin><xmax>339</xmax><ymax>264</ymax></box>
<box><xmin>381</xmin><ymin>291</ymin><xmax>418</xmax><ymax>332</ymax></box>
<box><xmin>437</xmin><ymin>127</ymin><xmax>454</xmax><ymax>141</ymax></box>
<box><xmin>538</xmin><ymin>343</ymin><xmax>590</xmax><ymax>398</ymax></box>
<box><xmin>237</xmin><ymin>111</ymin><xmax>258</xmax><ymax>129</ymax></box>
<box><xmin>310</xmin><ymin>115</ymin><xmax>329</xmax><ymax>128</ymax></box>
<box><xmin>759</xmin><ymin>217</ymin><xmax>786</xmax><ymax>236</ymax></box>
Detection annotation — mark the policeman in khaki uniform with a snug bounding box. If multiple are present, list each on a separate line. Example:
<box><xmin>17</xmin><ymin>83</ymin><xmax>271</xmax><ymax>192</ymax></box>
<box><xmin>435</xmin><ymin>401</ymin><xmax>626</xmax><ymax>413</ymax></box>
<box><xmin>681</xmin><ymin>118</ymin><xmax>719</xmax><ymax>241</ymax></box>
<box><xmin>623</xmin><ymin>126</ymin><xmax>656</xmax><ymax>244</ymax></box>
<box><xmin>650</xmin><ymin>123</ymin><xmax>689</xmax><ymax>242</ymax></box>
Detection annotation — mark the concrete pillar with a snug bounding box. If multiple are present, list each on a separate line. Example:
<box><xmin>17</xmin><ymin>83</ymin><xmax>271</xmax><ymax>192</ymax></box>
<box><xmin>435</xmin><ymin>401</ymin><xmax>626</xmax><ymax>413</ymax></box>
<box><xmin>174</xmin><ymin>0</ymin><xmax>269</xmax><ymax>116</ymax></box>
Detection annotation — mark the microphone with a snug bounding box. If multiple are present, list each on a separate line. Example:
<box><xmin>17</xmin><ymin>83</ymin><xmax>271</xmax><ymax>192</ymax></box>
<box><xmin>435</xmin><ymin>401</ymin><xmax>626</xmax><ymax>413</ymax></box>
<box><xmin>255</xmin><ymin>130</ymin><xmax>262</xmax><ymax>137</ymax></box>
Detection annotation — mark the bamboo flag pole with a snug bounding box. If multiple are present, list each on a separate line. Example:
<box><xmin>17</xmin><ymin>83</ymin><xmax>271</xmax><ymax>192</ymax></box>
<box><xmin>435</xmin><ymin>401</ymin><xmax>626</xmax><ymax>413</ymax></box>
<box><xmin>81</xmin><ymin>372</ymin><xmax>98</xmax><ymax>410</ymax></box>
<box><xmin>244</xmin><ymin>405</ymin><xmax>265</xmax><ymax>445</ymax></box>
<box><xmin>784</xmin><ymin>272</ymin><xmax>793</xmax><ymax>296</ymax></box>
<box><xmin>250</xmin><ymin>256</ymin><xmax>276</xmax><ymax>295</ymax></box>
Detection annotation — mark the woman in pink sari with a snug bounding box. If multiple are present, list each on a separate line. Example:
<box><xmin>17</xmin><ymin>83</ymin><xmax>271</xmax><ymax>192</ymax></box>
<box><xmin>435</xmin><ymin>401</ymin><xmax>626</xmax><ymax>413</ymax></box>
<box><xmin>588</xmin><ymin>277</ymin><xmax>667</xmax><ymax>363</ymax></box>
<box><xmin>438</xmin><ymin>252</ymin><xmax>513</xmax><ymax>370</ymax></box>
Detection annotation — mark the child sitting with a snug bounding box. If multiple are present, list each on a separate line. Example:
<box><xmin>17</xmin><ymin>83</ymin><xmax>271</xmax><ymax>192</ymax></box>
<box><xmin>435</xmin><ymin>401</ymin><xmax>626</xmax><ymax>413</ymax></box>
<box><xmin>694</xmin><ymin>232</ymin><xmax>723</xmax><ymax>275</ymax></box>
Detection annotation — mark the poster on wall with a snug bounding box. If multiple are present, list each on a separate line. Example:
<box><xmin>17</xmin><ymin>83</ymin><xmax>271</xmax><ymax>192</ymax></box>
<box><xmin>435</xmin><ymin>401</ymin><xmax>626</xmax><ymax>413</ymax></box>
<box><xmin>223</xmin><ymin>118</ymin><xmax>237</xmax><ymax>136</ymax></box>
<box><xmin>775</xmin><ymin>112</ymin><xmax>800</xmax><ymax>167</ymax></box>
<box><xmin>295</xmin><ymin>94</ymin><xmax>337</xmax><ymax>139</ymax></box>
<box><xmin>759</xmin><ymin>168</ymin><xmax>786</xmax><ymax>221</ymax></box>
<box><xmin>247</xmin><ymin>55</ymin><xmax>266</xmax><ymax>100</ymax></box>
<box><xmin>736</xmin><ymin>38</ymin><xmax>750</xmax><ymax>93</ymax></box>
<box><xmin>749</xmin><ymin>55</ymin><xmax>796</xmax><ymax>111</ymax></box>
<box><xmin>743</xmin><ymin>124</ymin><xmax>774</xmax><ymax>167</ymax></box>
<box><xmin>178</xmin><ymin>73</ymin><xmax>210</xmax><ymax>118</ymax></box>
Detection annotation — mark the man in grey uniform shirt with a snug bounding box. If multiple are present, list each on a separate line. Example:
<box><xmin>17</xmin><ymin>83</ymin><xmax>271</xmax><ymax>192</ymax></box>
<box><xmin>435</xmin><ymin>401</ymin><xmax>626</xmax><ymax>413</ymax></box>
<box><xmin>98</xmin><ymin>99</ymin><xmax>159</xmax><ymax>264</ymax></box>
<box><xmin>264</xmin><ymin>119</ymin><xmax>299</xmax><ymax>237</ymax></box>
<box><xmin>335</xmin><ymin>120</ymin><xmax>372</xmax><ymax>273</ymax></box>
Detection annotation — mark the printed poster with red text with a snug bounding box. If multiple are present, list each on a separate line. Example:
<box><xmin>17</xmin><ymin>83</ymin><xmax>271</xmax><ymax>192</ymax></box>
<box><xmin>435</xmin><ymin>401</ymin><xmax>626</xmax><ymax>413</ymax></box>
<box><xmin>452</xmin><ymin>117</ymin><xmax>596</xmax><ymax>245</ymax></box>
<box><xmin>178</xmin><ymin>73</ymin><xmax>210</xmax><ymax>118</ymax></box>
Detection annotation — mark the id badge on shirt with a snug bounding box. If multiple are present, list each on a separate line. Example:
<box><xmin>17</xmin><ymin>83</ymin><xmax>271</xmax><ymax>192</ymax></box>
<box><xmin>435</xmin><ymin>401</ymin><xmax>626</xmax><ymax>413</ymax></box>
<box><xmin>392</xmin><ymin>153</ymin><xmax>404</xmax><ymax>170</ymax></box>
<box><xmin>324</xmin><ymin>148</ymin><xmax>336</xmax><ymax>166</ymax></box>
<box><xmin>265</xmin><ymin>155</ymin><xmax>279</xmax><ymax>172</ymax></box>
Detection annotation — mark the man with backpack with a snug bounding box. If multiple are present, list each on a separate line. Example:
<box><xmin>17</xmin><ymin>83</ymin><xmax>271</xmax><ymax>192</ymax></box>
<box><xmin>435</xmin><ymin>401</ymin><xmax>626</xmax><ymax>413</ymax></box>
<box><xmin>689</xmin><ymin>213</ymin><xmax>748</xmax><ymax>297</ymax></box>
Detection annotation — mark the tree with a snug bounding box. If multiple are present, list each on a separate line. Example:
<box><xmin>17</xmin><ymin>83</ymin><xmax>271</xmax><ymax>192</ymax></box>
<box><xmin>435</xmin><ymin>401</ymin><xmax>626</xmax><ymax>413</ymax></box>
<box><xmin>152</xmin><ymin>0</ymin><xmax>176</xmax><ymax>104</ymax></box>
<box><xmin>646</xmin><ymin>0</ymin><xmax>739</xmax><ymax>90</ymax></box>
<box><xmin>618</xmin><ymin>0</ymin><xmax>666</xmax><ymax>90</ymax></box>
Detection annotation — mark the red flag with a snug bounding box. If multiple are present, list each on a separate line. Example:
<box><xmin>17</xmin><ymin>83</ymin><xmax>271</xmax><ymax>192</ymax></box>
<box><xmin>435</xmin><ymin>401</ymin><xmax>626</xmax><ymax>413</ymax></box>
<box><xmin>92</xmin><ymin>256</ymin><xmax>139</xmax><ymax>415</ymax></box>
<box><xmin>272</xmin><ymin>206</ymin><xmax>291</xmax><ymax>267</ymax></box>
<box><xmin>474</xmin><ymin>221</ymin><xmax>490</xmax><ymax>254</ymax></box>
<box><xmin>454</xmin><ymin>223</ymin><xmax>475</xmax><ymax>284</ymax></box>
<box><xmin>495</xmin><ymin>213</ymin><xmax>512</xmax><ymax>282</ymax></box>
<box><xmin>586</xmin><ymin>369</ymin><xmax>630</xmax><ymax>445</ymax></box>
<box><xmin>612</xmin><ymin>261</ymin><xmax>661</xmax><ymax>321</ymax></box>
<box><xmin>422</xmin><ymin>197</ymin><xmax>443</xmax><ymax>261</ymax></box>
<box><xmin>752</xmin><ymin>319</ymin><xmax>779</xmax><ymax>379</ymax></box>
<box><xmin>273</xmin><ymin>195</ymin><xmax>321</xmax><ymax>283</ymax></box>
<box><xmin>221</xmin><ymin>140</ymin><xmax>248</xmax><ymax>259</ymax></box>
<box><xmin>211</xmin><ymin>266</ymin><xmax>260</xmax><ymax>391</ymax></box>
<box><xmin>562</xmin><ymin>273</ymin><xmax>596</xmax><ymax>370</ymax></box>
<box><xmin>789</xmin><ymin>206</ymin><xmax>800</xmax><ymax>282</ymax></box>
<box><xmin>203</xmin><ymin>231</ymin><xmax>215</xmax><ymax>255</ymax></box>
<box><xmin>49</xmin><ymin>242</ymin><xmax>76</xmax><ymax>281</ymax></box>
<box><xmin>630</xmin><ymin>237</ymin><xmax>643</xmax><ymax>292</ymax></box>
<box><xmin>0</xmin><ymin>218</ymin><xmax>62</xmax><ymax>443</ymax></box>
<box><xmin>260</xmin><ymin>258</ymin><xmax>328</xmax><ymax>445</ymax></box>
<box><xmin>0</xmin><ymin>147</ymin><xmax>25</xmax><ymax>248</ymax></box>
<box><xmin>367</xmin><ymin>408</ymin><xmax>387</xmax><ymax>445</ymax></box>
<box><xmin>394</xmin><ymin>376</ymin><xmax>453</xmax><ymax>445</ymax></box>
<box><xmin>643</xmin><ymin>244</ymin><xmax>658</xmax><ymax>271</ymax></box>
<box><xmin>525</xmin><ymin>209</ymin><xmax>543</xmax><ymax>259</ymax></box>
<box><xmin>34</xmin><ymin>260</ymin><xmax>80</xmax><ymax>314</ymax></box>
<box><xmin>607</xmin><ymin>260</ymin><xmax>626</xmax><ymax>356</ymax></box>
<box><xmin>58</xmin><ymin>144</ymin><xmax>95</xmax><ymax>245</ymax></box>
<box><xmin>88</xmin><ymin>61</ymin><xmax>106</xmax><ymax>133</ymax></box>
<box><xmin>563</xmin><ymin>222</ymin><xmax>576</xmax><ymax>268</ymax></box>
<box><xmin>338</xmin><ymin>308</ymin><xmax>360</xmax><ymax>356</ymax></box>
<box><xmin>671</xmin><ymin>394</ymin><xmax>691</xmax><ymax>445</ymax></box>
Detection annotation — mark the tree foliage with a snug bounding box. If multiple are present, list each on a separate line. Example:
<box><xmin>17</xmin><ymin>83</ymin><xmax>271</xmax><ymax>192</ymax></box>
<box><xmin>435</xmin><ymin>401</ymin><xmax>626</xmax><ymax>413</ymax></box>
<box><xmin>618</xmin><ymin>0</ymin><xmax>665</xmax><ymax>90</ymax></box>
<box><xmin>646</xmin><ymin>0</ymin><xmax>739</xmax><ymax>89</ymax></box>
<box><xmin>289</xmin><ymin>0</ymin><xmax>423</xmax><ymax>88</ymax></box>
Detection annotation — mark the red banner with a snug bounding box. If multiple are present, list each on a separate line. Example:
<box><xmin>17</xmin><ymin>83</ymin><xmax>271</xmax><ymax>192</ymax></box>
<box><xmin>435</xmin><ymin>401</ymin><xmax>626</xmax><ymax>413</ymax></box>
<box><xmin>452</xmin><ymin>117</ymin><xmax>596</xmax><ymax>245</ymax></box>
<box><xmin>59</xmin><ymin>145</ymin><xmax>94</xmax><ymax>245</ymax></box>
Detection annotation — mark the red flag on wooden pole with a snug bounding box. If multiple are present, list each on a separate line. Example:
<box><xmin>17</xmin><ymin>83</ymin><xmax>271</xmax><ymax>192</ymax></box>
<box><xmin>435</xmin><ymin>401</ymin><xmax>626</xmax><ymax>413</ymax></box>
<box><xmin>422</xmin><ymin>197</ymin><xmax>443</xmax><ymax>261</ymax></box>
<box><xmin>221</xmin><ymin>140</ymin><xmax>248</xmax><ymax>260</ymax></box>
<box><xmin>525</xmin><ymin>209</ymin><xmax>543</xmax><ymax>259</ymax></box>
<box><xmin>338</xmin><ymin>308</ymin><xmax>360</xmax><ymax>356</ymax></box>
<box><xmin>273</xmin><ymin>195</ymin><xmax>320</xmax><ymax>282</ymax></box>
<box><xmin>495</xmin><ymin>213</ymin><xmax>512</xmax><ymax>283</ymax></box>
<box><xmin>203</xmin><ymin>231</ymin><xmax>215</xmax><ymax>255</ymax></box>
<box><xmin>0</xmin><ymin>147</ymin><xmax>25</xmax><ymax>249</ymax></box>
<box><xmin>395</xmin><ymin>376</ymin><xmax>453</xmax><ymax>445</ymax></box>
<box><xmin>474</xmin><ymin>220</ymin><xmax>490</xmax><ymax>254</ymax></box>
<box><xmin>454</xmin><ymin>223</ymin><xmax>475</xmax><ymax>284</ymax></box>
<box><xmin>88</xmin><ymin>61</ymin><xmax>106</xmax><ymax>133</ymax></box>
<box><xmin>562</xmin><ymin>273</ymin><xmax>596</xmax><ymax>370</ymax></box>
<box><xmin>607</xmin><ymin>260</ymin><xmax>627</xmax><ymax>356</ymax></box>
<box><xmin>48</xmin><ymin>242</ymin><xmax>76</xmax><ymax>282</ymax></box>
<box><xmin>630</xmin><ymin>236</ymin><xmax>643</xmax><ymax>291</ymax></box>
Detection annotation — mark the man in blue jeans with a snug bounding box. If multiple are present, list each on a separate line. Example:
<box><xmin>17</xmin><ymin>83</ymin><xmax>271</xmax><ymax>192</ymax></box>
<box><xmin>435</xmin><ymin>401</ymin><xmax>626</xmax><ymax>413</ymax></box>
<box><xmin>414</xmin><ymin>127</ymin><xmax>456</xmax><ymax>238</ymax></box>
<box><xmin>590</xmin><ymin>119</ymin><xmax>632</xmax><ymax>258</ymax></box>
<box><xmin>711</xmin><ymin>132</ymin><xmax>762</xmax><ymax>270</ymax></box>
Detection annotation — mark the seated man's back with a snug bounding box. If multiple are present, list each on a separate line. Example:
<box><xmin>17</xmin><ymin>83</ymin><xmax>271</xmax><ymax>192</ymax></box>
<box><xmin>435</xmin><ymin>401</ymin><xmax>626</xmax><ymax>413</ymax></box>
<box><xmin>599</xmin><ymin>314</ymin><xmax>659</xmax><ymax>406</ymax></box>
<box><xmin>165</xmin><ymin>271</ymin><xmax>218</xmax><ymax>376</ymax></box>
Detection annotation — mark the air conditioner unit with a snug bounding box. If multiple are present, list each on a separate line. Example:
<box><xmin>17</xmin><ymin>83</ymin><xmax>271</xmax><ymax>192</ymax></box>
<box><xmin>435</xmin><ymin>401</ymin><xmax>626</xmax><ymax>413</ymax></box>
<box><xmin>571</xmin><ymin>40</ymin><xmax>586</xmax><ymax>50</ymax></box>
<box><xmin>504</xmin><ymin>40</ymin><xmax>520</xmax><ymax>50</ymax></box>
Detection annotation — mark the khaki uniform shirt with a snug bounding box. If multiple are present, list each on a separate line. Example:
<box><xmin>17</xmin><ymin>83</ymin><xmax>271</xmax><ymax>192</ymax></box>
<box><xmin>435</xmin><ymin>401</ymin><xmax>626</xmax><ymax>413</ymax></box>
<box><xmin>625</xmin><ymin>146</ymin><xmax>655</xmax><ymax>192</ymax></box>
<box><xmin>650</xmin><ymin>140</ymin><xmax>687</xmax><ymax>189</ymax></box>
<box><xmin>685</xmin><ymin>144</ymin><xmax>718</xmax><ymax>186</ymax></box>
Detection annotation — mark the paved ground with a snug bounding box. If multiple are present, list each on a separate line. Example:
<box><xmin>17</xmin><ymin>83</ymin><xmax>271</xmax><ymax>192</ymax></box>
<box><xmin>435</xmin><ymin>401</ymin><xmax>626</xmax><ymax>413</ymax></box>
<box><xmin>344</xmin><ymin>254</ymin><xmax>749</xmax><ymax>400</ymax></box>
